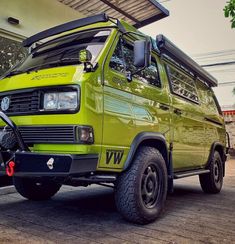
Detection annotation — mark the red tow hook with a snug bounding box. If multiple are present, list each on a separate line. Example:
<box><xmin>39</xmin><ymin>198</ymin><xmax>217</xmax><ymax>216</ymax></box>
<box><xmin>6</xmin><ymin>161</ymin><xmax>15</xmax><ymax>177</ymax></box>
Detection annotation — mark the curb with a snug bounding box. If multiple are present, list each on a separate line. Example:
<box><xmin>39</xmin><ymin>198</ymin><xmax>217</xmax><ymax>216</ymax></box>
<box><xmin>0</xmin><ymin>185</ymin><xmax>16</xmax><ymax>196</ymax></box>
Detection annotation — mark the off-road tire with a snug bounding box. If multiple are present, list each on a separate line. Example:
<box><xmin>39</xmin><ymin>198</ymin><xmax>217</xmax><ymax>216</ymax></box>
<box><xmin>13</xmin><ymin>177</ymin><xmax>61</xmax><ymax>200</ymax></box>
<box><xmin>199</xmin><ymin>151</ymin><xmax>223</xmax><ymax>194</ymax></box>
<box><xmin>115</xmin><ymin>146</ymin><xmax>168</xmax><ymax>224</ymax></box>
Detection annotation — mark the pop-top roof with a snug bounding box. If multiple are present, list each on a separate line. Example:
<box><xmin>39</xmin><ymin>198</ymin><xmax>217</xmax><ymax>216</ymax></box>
<box><xmin>57</xmin><ymin>0</ymin><xmax>169</xmax><ymax>28</ymax></box>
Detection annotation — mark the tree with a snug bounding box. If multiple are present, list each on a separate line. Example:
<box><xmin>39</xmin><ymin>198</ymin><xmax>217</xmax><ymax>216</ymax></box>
<box><xmin>224</xmin><ymin>0</ymin><xmax>235</xmax><ymax>28</ymax></box>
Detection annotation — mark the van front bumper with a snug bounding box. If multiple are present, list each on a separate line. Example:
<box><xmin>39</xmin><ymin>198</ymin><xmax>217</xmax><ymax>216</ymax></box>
<box><xmin>0</xmin><ymin>111</ymin><xmax>99</xmax><ymax>178</ymax></box>
<box><xmin>0</xmin><ymin>152</ymin><xmax>99</xmax><ymax>177</ymax></box>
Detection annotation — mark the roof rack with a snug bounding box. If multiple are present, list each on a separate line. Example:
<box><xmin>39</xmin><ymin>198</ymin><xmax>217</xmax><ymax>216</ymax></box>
<box><xmin>22</xmin><ymin>13</ymin><xmax>113</xmax><ymax>48</ymax></box>
<box><xmin>156</xmin><ymin>35</ymin><xmax>218</xmax><ymax>87</ymax></box>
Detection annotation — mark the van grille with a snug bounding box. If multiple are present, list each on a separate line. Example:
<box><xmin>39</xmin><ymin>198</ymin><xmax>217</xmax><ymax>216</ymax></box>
<box><xmin>2</xmin><ymin>126</ymin><xmax>78</xmax><ymax>144</ymax></box>
<box><xmin>0</xmin><ymin>85</ymin><xmax>79</xmax><ymax>116</ymax></box>
<box><xmin>0</xmin><ymin>90</ymin><xmax>40</xmax><ymax>115</ymax></box>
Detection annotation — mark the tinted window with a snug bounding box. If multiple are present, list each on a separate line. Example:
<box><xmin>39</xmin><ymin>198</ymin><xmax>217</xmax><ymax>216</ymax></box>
<box><xmin>8</xmin><ymin>30</ymin><xmax>110</xmax><ymax>75</ymax></box>
<box><xmin>110</xmin><ymin>40</ymin><xmax>161</xmax><ymax>87</ymax></box>
<box><xmin>167</xmin><ymin>65</ymin><xmax>199</xmax><ymax>103</ymax></box>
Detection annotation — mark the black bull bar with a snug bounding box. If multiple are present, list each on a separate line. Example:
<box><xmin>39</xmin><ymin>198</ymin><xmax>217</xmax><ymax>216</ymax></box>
<box><xmin>0</xmin><ymin>112</ymin><xmax>98</xmax><ymax>177</ymax></box>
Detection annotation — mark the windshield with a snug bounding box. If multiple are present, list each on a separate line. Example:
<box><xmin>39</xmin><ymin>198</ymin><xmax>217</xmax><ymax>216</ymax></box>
<box><xmin>7</xmin><ymin>29</ymin><xmax>110</xmax><ymax>76</ymax></box>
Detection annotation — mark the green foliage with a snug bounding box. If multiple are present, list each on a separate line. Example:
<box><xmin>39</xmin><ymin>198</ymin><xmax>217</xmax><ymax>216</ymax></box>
<box><xmin>224</xmin><ymin>0</ymin><xmax>235</xmax><ymax>28</ymax></box>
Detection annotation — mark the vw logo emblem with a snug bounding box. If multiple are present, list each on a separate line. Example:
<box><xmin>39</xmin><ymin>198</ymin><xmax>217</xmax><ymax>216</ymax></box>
<box><xmin>1</xmin><ymin>97</ymin><xmax>10</xmax><ymax>111</ymax></box>
<box><xmin>47</xmin><ymin>158</ymin><xmax>54</xmax><ymax>170</ymax></box>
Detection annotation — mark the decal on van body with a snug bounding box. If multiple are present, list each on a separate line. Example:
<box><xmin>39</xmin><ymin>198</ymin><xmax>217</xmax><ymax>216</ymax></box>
<box><xmin>106</xmin><ymin>149</ymin><xmax>124</xmax><ymax>164</ymax></box>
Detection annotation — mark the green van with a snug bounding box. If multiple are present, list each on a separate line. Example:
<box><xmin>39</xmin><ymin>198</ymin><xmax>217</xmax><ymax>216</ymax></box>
<box><xmin>0</xmin><ymin>14</ymin><xmax>226</xmax><ymax>224</ymax></box>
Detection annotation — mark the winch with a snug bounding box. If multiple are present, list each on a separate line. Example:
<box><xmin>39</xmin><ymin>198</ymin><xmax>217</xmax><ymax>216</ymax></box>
<box><xmin>0</xmin><ymin>130</ymin><xmax>17</xmax><ymax>150</ymax></box>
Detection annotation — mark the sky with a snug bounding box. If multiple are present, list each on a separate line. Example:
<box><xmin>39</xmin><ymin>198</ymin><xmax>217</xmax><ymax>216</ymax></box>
<box><xmin>140</xmin><ymin>0</ymin><xmax>235</xmax><ymax>108</ymax></box>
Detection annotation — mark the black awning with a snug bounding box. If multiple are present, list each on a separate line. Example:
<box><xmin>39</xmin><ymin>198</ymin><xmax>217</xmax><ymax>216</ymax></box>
<box><xmin>156</xmin><ymin>35</ymin><xmax>218</xmax><ymax>87</ymax></box>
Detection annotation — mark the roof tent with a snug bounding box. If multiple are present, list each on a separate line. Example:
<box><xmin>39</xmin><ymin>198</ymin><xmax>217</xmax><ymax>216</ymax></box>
<box><xmin>156</xmin><ymin>35</ymin><xmax>218</xmax><ymax>87</ymax></box>
<box><xmin>57</xmin><ymin>0</ymin><xmax>169</xmax><ymax>28</ymax></box>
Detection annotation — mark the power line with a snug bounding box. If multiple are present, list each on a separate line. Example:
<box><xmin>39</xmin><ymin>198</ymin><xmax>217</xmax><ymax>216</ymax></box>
<box><xmin>195</xmin><ymin>53</ymin><xmax>235</xmax><ymax>59</ymax></box>
<box><xmin>192</xmin><ymin>49</ymin><xmax>235</xmax><ymax>58</ymax></box>
<box><xmin>218</xmin><ymin>81</ymin><xmax>235</xmax><ymax>86</ymax></box>
<box><xmin>159</xmin><ymin>0</ymin><xmax>171</xmax><ymax>3</ymax></box>
<box><xmin>210</xmin><ymin>69</ymin><xmax>235</xmax><ymax>73</ymax></box>
<box><xmin>194</xmin><ymin>53</ymin><xmax>235</xmax><ymax>64</ymax></box>
<box><xmin>201</xmin><ymin>61</ymin><xmax>235</xmax><ymax>67</ymax></box>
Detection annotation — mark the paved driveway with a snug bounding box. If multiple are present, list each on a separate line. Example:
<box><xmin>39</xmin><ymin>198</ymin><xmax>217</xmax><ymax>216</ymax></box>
<box><xmin>0</xmin><ymin>159</ymin><xmax>234</xmax><ymax>244</ymax></box>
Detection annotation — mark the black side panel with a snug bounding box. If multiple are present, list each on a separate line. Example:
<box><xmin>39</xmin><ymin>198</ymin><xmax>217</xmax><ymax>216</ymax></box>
<box><xmin>23</xmin><ymin>13</ymin><xmax>109</xmax><ymax>47</ymax></box>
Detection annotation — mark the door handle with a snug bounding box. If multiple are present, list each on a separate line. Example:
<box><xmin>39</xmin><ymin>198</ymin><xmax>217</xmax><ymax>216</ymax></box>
<box><xmin>174</xmin><ymin>108</ymin><xmax>182</xmax><ymax>116</ymax></box>
<box><xmin>159</xmin><ymin>104</ymin><xmax>170</xmax><ymax>111</ymax></box>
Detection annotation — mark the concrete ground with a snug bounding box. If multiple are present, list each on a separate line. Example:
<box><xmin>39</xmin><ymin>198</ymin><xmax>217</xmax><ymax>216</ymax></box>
<box><xmin>0</xmin><ymin>159</ymin><xmax>234</xmax><ymax>244</ymax></box>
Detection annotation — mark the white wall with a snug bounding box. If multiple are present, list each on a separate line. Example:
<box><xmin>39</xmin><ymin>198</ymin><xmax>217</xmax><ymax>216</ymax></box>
<box><xmin>0</xmin><ymin>0</ymin><xmax>84</xmax><ymax>38</ymax></box>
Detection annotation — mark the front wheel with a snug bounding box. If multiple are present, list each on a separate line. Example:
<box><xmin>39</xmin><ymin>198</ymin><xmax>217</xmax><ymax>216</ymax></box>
<box><xmin>13</xmin><ymin>177</ymin><xmax>61</xmax><ymax>200</ymax></box>
<box><xmin>199</xmin><ymin>151</ymin><xmax>223</xmax><ymax>194</ymax></box>
<box><xmin>115</xmin><ymin>146</ymin><xmax>168</xmax><ymax>224</ymax></box>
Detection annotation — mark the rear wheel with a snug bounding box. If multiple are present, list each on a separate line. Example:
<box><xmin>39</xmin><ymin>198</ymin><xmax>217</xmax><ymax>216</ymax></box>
<box><xmin>115</xmin><ymin>146</ymin><xmax>168</xmax><ymax>224</ymax></box>
<box><xmin>199</xmin><ymin>151</ymin><xmax>223</xmax><ymax>194</ymax></box>
<box><xmin>13</xmin><ymin>177</ymin><xmax>61</xmax><ymax>200</ymax></box>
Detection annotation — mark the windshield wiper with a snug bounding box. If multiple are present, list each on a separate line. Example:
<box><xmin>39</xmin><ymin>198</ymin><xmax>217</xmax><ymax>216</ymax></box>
<box><xmin>43</xmin><ymin>47</ymin><xmax>79</xmax><ymax>60</ymax></box>
<box><xmin>4</xmin><ymin>70</ymin><xmax>25</xmax><ymax>78</ymax></box>
<box><xmin>2</xmin><ymin>58</ymin><xmax>81</xmax><ymax>79</ymax></box>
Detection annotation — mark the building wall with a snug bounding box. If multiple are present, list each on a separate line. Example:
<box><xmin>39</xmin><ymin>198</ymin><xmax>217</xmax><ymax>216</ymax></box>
<box><xmin>0</xmin><ymin>0</ymin><xmax>84</xmax><ymax>76</ymax></box>
<box><xmin>223</xmin><ymin>110</ymin><xmax>235</xmax><ymax>153</ymax></box>
<box><xmin>0</xmin><ymin>0</ymin><xmax>84</xmax><ymax>39</ymax></box>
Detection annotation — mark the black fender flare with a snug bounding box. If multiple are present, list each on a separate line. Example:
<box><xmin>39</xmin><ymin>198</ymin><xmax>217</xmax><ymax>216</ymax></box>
<box><xmin>206</xmin><ymin>141</ymin><xmax>226</xmax><ymax>176</ymax></box>
<box><xmin>123</xmin><ymin>132</ymin><xmax>170</xmax><ymax>171</ymax></box>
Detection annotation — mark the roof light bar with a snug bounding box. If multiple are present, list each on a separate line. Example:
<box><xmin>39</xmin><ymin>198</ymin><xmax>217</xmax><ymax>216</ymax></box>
<box><xmin>22</xmin><ymin>13</ymin><xmax>110</xmax><ymax>48</ymax></box>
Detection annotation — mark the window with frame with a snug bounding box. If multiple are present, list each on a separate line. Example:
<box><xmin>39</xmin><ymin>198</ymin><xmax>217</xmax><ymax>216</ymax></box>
<box><xmin>109</xmin><ymin>39</ymin><xmax>161</xmax><ymax>87</ymax></box>
<box><xmin>167</xmin><ymin>65</ymin><xmax>199</xmax><ymax>103</ymax></box>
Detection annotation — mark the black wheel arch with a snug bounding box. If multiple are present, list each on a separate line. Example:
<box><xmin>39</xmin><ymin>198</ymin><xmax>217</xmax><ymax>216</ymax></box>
<box><xmin>206</xmin><ymin>142</ymin><xmax>226</xmax><ymax>177</ymax></box>
<box><xmin>123</xmin><ymin>132</ymin><xmax>172</xmax><ymax>177</ymax></box>
<box><xmin>123</xmin><ymin>132</ymin><xmax>173</xmax><ymax>193</ymax></box>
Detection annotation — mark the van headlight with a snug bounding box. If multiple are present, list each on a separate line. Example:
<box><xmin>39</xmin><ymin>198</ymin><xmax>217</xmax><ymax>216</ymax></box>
<box><xmin>43</xmin><ymin>91</ymin><xmax>78</xmax><ymax>110</ymax></box>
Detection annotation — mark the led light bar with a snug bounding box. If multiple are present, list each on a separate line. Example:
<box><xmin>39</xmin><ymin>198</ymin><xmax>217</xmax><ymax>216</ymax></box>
<box><xmin>23</xmin><ymin>13</ymin><xmax>109</xmax><ymax>48</ymax></box>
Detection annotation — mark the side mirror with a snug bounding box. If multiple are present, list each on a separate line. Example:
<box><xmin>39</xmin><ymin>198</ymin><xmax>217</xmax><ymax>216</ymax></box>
<box><xmin>134</xmin><ymin>39</ymin><xmax>151</xmax><ymax>68</ymax></box>
<box><xmin>79</xmin><ymin>49</ymin><xmax>92</xmax><ymax>63</ymax></box>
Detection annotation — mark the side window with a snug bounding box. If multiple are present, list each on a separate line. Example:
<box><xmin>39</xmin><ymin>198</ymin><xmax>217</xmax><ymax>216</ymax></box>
<box><xmin>167</xmin><ymin>65</ymin><xmax>199</xmax><ymax>103</ymax></box>
<box><xmin>109</xmin><ymin>40</ymin><xmax>124</xmax><ymax>73</ymax></box>
<box><xmin>207</xmin><ymin>90</ymin><xmax>221</xmax><ymax>115</ymax></box>
<box><xmin>109</xmin><ymin>39</ymin><xmax>161</xmax><ymax>87</ymax></box>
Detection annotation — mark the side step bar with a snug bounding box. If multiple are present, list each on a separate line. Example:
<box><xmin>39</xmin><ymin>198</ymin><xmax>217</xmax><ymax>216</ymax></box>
<box><xmin>71</xmin><ymin>175</ymin><xmax>117</xmax><ymax>183</ymax></box>
<box><xmin>174</xmin><ymin>169</ymin><xmax>210</xmax><ymax>179</ymax></box>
